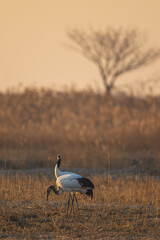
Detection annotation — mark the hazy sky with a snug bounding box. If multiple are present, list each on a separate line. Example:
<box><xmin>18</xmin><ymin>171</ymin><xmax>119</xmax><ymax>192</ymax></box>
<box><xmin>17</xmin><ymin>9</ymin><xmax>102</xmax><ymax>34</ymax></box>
<box><xmin>0</xmin><ymin>0</ymin><xmax>160</xmax><ymax>92</ymax></box>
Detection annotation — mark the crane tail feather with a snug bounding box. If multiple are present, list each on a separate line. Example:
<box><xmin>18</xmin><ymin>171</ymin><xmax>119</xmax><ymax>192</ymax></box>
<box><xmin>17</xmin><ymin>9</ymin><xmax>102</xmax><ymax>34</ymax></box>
<box><xmin>85</xmin><ymin>189</ymin><xmax>93</xmax><ymax>199</ymax></box>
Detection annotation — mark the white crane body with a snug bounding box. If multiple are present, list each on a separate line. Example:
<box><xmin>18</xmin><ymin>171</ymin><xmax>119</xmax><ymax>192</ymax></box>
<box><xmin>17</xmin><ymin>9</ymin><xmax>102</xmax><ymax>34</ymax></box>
<box><xmin>56</xmin><ymin>174</ymin><xmax>91</xmax><ymax>194</ymax></box>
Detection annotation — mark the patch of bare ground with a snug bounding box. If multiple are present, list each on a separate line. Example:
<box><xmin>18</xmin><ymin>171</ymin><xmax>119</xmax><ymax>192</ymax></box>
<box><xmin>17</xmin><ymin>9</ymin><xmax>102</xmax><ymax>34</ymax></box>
<box><xmin>0</xmin><ymin>173</ymin><xmax>160</xmax><ymax>239</ymax></box>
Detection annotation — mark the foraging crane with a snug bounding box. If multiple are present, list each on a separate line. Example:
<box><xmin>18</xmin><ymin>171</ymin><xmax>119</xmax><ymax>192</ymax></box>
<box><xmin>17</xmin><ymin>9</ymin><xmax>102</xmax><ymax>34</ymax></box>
<box><xmin>47</xmin><ymin>154</ymin><xmax>94</xmax><ymax>215</ymax></box>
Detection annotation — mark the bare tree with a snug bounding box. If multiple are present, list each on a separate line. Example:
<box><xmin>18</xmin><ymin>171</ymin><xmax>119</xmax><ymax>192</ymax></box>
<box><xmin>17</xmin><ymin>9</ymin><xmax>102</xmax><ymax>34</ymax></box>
<box><xmin>67</xmin><ymin>27</ymin><xmax>160</xmax><ymax>95</ymax></box>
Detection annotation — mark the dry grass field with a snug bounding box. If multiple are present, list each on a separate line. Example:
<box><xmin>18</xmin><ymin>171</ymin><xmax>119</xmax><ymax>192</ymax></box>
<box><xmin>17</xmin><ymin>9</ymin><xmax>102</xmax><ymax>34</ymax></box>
<box><xmin>0</xmin><ymin>172</ymin><xmax>160</xmax><ymax>239</ymax></box>
<box><xmin>0</xmin><ymin>88</ymin><xmax>160</xmax><ymax>239</ymax></box>
<box><xmin>0</xmin><ymin>88</ymin><xmax>160</xmax><ymax>170</ymax></box>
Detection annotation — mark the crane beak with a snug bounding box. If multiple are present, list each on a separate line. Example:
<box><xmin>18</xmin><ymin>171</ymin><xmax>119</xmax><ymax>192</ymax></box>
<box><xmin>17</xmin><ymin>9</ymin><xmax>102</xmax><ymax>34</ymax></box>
<box><xmin>47</xmin><ymin>189</ymin><xmax>50</xmax><ymax>201</ymax></box>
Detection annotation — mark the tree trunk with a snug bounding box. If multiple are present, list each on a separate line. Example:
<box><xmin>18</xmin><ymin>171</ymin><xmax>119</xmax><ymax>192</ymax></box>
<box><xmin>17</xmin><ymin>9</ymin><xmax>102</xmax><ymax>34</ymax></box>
<box><xmin>105</xmin><ymin>85</ymin><xmax>113</xmax><ymax>96</ymax></box>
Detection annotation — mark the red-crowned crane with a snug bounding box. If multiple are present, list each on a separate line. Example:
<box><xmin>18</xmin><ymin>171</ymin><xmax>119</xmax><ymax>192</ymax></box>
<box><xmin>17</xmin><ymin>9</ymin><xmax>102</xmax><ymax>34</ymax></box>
<box><xmin>47</xmin><ymin>154</ymin><xmax>94</xmax><ymax>215</ymax></box>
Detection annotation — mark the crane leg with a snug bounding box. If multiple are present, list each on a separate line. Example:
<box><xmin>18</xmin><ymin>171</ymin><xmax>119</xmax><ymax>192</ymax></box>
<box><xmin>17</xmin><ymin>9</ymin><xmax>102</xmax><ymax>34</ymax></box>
<box><xmin>70</xmin><ymin>193</ymin><xmax>79</xmax><ymax>214</ymax></box>
<box><xmin>70</xmin><ymin>193</ymin><xmax>75</xmax><ymax>215</ymax></box>
<box><xmin>74</xmin><ymin>194</ymin><xmax>79</xmax><ymax>211</ymax></box>
<box><xmin>66</xmin><ymin>193</ymin><xmax>72</xmax><ymax>216</ymax></box>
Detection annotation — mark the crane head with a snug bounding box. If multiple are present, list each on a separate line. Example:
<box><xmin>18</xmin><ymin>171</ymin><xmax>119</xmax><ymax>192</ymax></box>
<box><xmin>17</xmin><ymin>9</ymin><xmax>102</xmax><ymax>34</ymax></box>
<box><xmin>56</xmin><ymin>154</ymin><xmax>62</xmax><ymax>168</ymax></box>
<box><xmin>47</xmin><ymin>185</ymin><xmax>56</xmax><ymax>200</ymax></box>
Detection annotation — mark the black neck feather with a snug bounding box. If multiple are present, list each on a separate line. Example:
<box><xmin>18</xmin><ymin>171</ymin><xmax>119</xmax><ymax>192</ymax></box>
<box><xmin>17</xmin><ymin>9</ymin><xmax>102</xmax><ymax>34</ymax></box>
<box><xmin>57</xmin><ymin>159</ymin><xmax>61</xmax><ymax>168</ymax></box>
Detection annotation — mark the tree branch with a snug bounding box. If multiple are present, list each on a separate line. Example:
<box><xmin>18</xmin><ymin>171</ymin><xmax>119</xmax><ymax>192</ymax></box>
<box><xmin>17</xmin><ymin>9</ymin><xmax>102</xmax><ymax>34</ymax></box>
<box><xmin>67</xmin><ymin>27</ymin><xmax>160</xmax><ymax>95</ymax></box>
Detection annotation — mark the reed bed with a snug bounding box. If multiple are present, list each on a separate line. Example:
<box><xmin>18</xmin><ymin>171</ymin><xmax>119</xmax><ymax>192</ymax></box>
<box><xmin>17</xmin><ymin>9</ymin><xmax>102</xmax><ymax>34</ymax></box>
<box><xmin>0</xmin><ymin>88</ymin><xmax>160</xmax><ymax>170</ymax></box>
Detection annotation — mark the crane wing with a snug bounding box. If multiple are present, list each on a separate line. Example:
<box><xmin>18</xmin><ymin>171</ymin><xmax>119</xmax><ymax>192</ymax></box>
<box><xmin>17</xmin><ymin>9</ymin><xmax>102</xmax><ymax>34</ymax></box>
<box><xmin>57</xmin><ymin>174</ymin><xmax>94</xmax><ymax>190</ymax></box>
<box><xmin>77</xmin><ymin>177</ymin><xmax>94</xmax><ymax>189</ymax></box>
<box><xmin>57</xmin><ymin>176</ymin><xmax>81</xmax><ymax>190</ymax></box>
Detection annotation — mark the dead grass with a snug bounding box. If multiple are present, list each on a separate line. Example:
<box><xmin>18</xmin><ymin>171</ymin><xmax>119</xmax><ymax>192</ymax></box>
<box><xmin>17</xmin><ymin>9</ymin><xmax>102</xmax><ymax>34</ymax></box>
<box><xmin>0</xmin><ymin>88</ymin><xmax>160</xmax><ymax>170</ymax></box>
<box><xmin>0</xmin><ymin>172</ymin><xmax>160</xmax><ymax>239</ymax></box>
<box><xmin>1</xmin><ymin>88</ymin><xmax>160</xmax><ymax>238</ymax></box>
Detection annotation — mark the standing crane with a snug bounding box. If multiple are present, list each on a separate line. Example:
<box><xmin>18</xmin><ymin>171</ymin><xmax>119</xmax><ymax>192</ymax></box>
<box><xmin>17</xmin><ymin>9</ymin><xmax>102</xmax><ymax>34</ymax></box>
<box><xmin>47</xmin><ymin>154</ymin><xmax>94</xmax><ymax>215</ymax></box>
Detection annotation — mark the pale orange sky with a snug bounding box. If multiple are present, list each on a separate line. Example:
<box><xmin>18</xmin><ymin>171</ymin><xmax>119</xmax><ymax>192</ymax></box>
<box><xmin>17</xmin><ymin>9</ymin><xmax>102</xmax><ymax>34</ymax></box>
<box><xmin>0</xmin><ymin>0</ymin><xmax>160</xmax><ymax>92</ymax></box>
